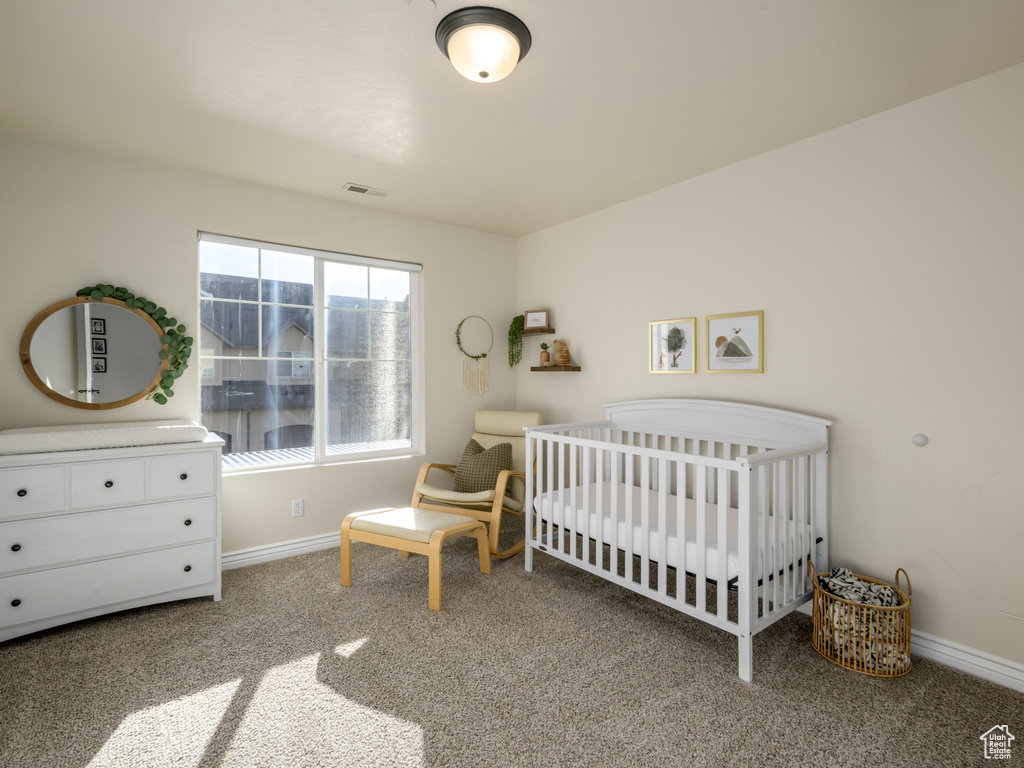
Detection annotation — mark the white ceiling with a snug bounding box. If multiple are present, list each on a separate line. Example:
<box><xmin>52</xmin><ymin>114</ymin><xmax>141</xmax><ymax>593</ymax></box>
<box><xmin>1</xmin><ymin>1</ymin><xmax>1023</xmax><ymax>237</ymax></box>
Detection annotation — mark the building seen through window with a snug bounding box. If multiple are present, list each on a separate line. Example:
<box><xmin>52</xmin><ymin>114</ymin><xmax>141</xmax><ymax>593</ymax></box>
<box><xmin>198</xmin><ymin>235</ymin><xmax>416</xmax><ymax>468</ymax></box>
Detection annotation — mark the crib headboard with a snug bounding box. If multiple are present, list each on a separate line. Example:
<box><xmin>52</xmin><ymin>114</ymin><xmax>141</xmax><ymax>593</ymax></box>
<box><xmin>604</xmin><ymin>399</ymin><xmax>831</xmax><ymax>449</ymax></box>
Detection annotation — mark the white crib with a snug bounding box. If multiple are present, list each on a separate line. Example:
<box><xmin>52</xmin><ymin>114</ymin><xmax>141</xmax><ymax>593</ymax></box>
<box><xmin>524</xmin><ymin>399</ymin><xmax>831</xmax><ymax>682</ymax></box>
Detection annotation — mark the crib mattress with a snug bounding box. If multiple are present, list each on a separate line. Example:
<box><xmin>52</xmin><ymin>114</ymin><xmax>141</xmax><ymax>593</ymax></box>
<box><xmin>534</xmin><ymin>481</ymin><xmax>813</xmax><ymax>583</ymax></box>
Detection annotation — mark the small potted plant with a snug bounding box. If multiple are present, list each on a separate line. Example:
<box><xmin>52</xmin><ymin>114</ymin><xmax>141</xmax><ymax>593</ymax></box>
<box><xmin>539</xmin><ymin>342</ymin><xmax>551</xmax><ymax>364</ymax></box>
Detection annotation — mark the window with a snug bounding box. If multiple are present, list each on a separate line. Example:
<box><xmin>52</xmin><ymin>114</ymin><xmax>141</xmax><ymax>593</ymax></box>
<box><xmin>198</xmin><ymin>233</ymin><xmax>420</xmax><ymax>470</ymax></box>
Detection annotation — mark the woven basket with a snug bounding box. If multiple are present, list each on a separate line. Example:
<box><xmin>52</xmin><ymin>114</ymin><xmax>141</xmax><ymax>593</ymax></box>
<box><xmin>808</xmin><ymin>561</ymin><xmax>912</xmax><ymax>678</ymax></box>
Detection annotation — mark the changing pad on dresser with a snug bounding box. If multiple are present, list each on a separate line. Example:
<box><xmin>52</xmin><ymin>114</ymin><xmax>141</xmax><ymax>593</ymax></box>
<box><xmin>0</xmin><ymin>419</ymin><xmax>210</xmax><ymax>455</ymax></box>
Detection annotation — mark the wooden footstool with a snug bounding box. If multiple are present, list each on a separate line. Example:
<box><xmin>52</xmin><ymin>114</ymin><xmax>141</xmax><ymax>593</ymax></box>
<box><xmin>340</xmin><ymin>507</ymin><xmax>491</xmax><ymax>611</ymax></box>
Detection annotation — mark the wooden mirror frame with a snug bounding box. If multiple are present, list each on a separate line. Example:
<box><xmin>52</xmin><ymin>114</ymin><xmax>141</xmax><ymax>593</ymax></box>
<box><xmin>20</xmin><ymin>296</ymin><xmax>170</xmax><ymax>410</ymax></box>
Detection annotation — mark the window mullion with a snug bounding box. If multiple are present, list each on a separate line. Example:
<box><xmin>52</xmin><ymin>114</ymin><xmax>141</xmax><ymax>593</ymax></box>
<box><xmin>314</xmin><ymin>257</ymin><xmax>326</xmax><ymax>462</ymax></box>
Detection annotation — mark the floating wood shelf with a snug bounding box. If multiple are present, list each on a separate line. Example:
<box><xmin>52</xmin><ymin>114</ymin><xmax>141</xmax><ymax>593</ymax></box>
<box><xmin>530</xmin><ymin>365</ymin><xmax>581</xmax><ymax>372</ymax></box>
<box><xmin>522</xmin><ymin>327</ymin><xmax>555</xmax><ymax>336</ymax></box>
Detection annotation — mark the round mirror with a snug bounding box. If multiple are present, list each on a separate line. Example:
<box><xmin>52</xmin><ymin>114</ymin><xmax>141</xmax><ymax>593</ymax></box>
<box><xmin>20</xmin><ymin>297</ymin><xmax>168</xmax><ymax>409</ymax></box>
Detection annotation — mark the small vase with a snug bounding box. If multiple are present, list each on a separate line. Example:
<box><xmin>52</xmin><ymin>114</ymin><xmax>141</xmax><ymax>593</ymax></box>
<box><xmin>540</xmin><ymin>350</ymin><xmax>550</xmax><ymax>364</ymax></box>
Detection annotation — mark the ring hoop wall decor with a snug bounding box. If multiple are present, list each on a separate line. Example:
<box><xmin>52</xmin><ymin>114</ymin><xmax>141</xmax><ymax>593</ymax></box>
<box><xmin>455</xmin><ymin>315</ymin><xmax>493</xmax><ymax>360</ymax></box>
<box><xmin>456</xmin><ymin>315</ymin><xmax>493</xmax><ymax>394</ymax></box>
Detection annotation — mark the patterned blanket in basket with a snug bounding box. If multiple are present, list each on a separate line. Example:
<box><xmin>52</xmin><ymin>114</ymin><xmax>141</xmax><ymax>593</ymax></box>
<box><xmin>818</xmin><ymin>567</ymin><xmax>899</xmax><ymax>606</ymax></box>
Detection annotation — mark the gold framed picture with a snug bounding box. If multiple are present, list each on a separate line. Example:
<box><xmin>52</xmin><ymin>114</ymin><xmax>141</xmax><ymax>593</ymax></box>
<box><xmin>650</xmin><ymin>318</ymin><xmax>695</xmax><ymax>373</ymax></box>
<box><xmin>706</xmin><ymin>310</ymin><xmax>763</xmax><ymax>373</ymax></box>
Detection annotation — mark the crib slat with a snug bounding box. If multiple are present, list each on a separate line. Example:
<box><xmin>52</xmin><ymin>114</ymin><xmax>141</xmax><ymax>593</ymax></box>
<box><xmin>526</xmin><ymin>435</ymin><xmax>536</xmax><ymax>569</ymax></box>
<box><xmin>533</xmin><ymin>436</ymin><xmax>542</xmax><ymax>549</ymax></box>
<box><xmin>624</xmin><ymin>435</ymin><xmax>635</xmax><ymax>583</ymax></box>
<box><xmin>640</xmin><ymin>455</ymin><xmax>651</xmax><ymax>588</ymax></box>
<box><xmin>758</xmin><ymin>463</ymin><xmax>769</xmax><ymax>618</ymax></box>
<box><xmin>782</xmin><ymin>459</ymin><xmax>792</xmax><ymax>604</ymax></box>
<box><xmin>772</xmin><ymin>461</ymin><xmax>781</xmax><ymax>611</ymax></box>
<box><xmin>595</xmin><ymin>447</ymin><xmax>605</xmax><ymax>572</ymax></box>
<box><xmin>797</xmin><ymin>456</ymin><xmax>808</xmax><ymax>594</ymax></box>
<box><xmin>609</xmin><ymin>441</ymin><xmax>619</xmax><ymax>578</ymax></box>
<box><xmin>552</xmin><ymin>436</ymin><xmax>561</xmax><ymax>551</ymax></box>
<box><xmin>657</xmin><ymin>458</ymin><xmax>668</xmax><ymax>596</ymax></box>
<box><xmin>717</xmin><ymin>464</ymin><xmax>729</xmax><ymax>619</ymax></box>
<box><xmin>814</xmin><ymin>441</ymin><xmax>829</xmax><ymax>571</ymax></box>
<box><xmin>790</xmin><ymin>458</ymin><xmax>798</xmax><ymax>602</ymax></box>
<box><xmin>569</xmin><ymin>441</ymin><xmax>577</xmax><ymax>559</ymax></box>
<box><xmin>676</xmin><ymin>455</ymin><xmax>686</xmax><ymax>606</ymax></box>
<box><xmin>582</xmin><ymin>445</ymin><xmax>592</xmax><ymax>566</ymax></box>
<box><xmin>695</xmin><ymin>463</ymin><xmax>707</xmax><ymax>612</ymax></box>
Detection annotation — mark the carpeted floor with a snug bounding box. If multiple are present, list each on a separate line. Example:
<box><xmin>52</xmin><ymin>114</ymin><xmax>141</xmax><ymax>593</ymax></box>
<box><xmin>1</xmin><ymin>539</ymin><xmax>1020</xmax><ymax>768</ymax></box>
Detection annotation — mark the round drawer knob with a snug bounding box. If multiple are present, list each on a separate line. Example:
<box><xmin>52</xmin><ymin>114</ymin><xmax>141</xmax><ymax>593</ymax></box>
<box><xmin>16</xmin><ymin>489</ymin><xmax>27</xmax><ymax>497</ymax></box>
<box><xmin>183</xmin><ymin>565</ymin><xmax>192</xmax><ymax>572</ymax></box>
<box><xmin>11</xmin><ymin>599</ymin><xmax>21</xmax><ymax>607</ymax></box>
<box><xmin>104</xmin><ymin>480</ymin><xmax>114</xmax><ymax>488</ymax></box>
<box><xmin>184</xmin><ymin>519</ymin><xmax>192</xmax><ymax>526</ymax></box>
<box><xmin>11</xmin><ymin>544</ymin><xmax>21</xmax><ymax>552</ymax></box>
<box><xmin>180</xmin><ymin>473</ymin><xmax>188</xmax><ymax>480</ymax></box>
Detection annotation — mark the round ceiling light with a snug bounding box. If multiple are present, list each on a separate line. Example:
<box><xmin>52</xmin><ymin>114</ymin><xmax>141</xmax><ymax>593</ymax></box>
<box><xmin>435</xmin><ymin>6</ymin><xmax>531</xmax><ymax>83</ymax></box>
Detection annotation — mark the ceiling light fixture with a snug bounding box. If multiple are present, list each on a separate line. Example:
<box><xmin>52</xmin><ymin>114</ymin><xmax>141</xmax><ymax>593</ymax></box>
<box><xmin>435</xmin><ymin>6</ymin><xmax>531</xmax><ymax>83</ymax></box>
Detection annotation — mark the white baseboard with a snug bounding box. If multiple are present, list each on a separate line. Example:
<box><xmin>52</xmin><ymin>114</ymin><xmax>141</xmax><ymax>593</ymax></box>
<box><xmin>910</xmin><ymin>629</ymin><xmax>1024</xmax><ymax>694</ymax></box>
<box><xmin>222</xmin><ymin>531</ymin><xmax>341</xmax><ymax>571</ymax></box>
<box><xmin>796</xmin><ymin>599</ymin><xmax>1022</xmax><ymax>692</ymax></box>
<box><xmin>224</xmin><ymin>541</ymin><xmax>1024</xmax><ymax>693</ymax></box>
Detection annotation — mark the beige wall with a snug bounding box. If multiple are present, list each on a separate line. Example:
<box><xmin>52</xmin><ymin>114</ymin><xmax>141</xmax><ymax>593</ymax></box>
<box><xmin>0</xmin><ymin>132</ymin><xmax>517</xmax><ymax>552</ymax></box>
<box><xmin>3</xmin><ymin>63</ymin><xmax>1022</xmax><ymax>668</ymax></box>
<box><xmin>515</xmin><ymin>64</ymin><xmax>1024</xmax><ymax>665</ymax></box>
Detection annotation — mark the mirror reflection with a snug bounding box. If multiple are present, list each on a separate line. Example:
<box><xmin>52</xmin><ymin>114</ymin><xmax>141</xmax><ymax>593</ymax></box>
<box><xmin>22</xmin><ymin>299</ymin><xmax>164</xmax><ymax>408</ymax></box>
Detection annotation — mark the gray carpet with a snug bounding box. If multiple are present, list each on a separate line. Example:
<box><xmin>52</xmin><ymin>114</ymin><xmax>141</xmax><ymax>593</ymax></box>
<box><xmin>1</xmin><ymin>539</ymin><xmax>1020</xmax><ymax>768</ymax></box>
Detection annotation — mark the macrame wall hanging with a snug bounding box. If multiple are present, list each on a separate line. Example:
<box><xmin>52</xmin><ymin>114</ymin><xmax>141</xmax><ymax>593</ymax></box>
<box><xmin>456</xmin><ymin>315</ymin><xmax>492</xmax><ymax>394</ymax></box>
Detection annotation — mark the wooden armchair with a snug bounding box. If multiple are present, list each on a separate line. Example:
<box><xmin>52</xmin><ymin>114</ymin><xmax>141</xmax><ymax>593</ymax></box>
<box><xmin>411</xmin><ymin>410</ymin><xmax>543</xmax><ymax>559</ymax></box>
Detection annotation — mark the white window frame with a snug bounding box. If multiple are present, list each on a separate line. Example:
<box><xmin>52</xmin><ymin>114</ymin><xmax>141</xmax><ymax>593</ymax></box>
<box><xmin>198</xmin><ymin>232</ymin><xmax>423</xmax><ymax>472</ymax></box>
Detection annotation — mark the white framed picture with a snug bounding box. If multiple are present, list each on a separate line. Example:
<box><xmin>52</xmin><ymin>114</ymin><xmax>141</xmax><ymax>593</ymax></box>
<box><xmin>650</xmin><ymin>317</ymin><xmax>695</xmax><ymax>373</ymax></box>
<box><xmin>706</xmin><ymin>310</ymin><xmax>763</xmax><ymax>373</ymax></box>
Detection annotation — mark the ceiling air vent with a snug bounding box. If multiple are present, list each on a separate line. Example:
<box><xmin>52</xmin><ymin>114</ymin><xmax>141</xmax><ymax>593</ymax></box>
<box><xmin>343</xmin><ymin>182</ymin><xmax>389</xmax><ymax>199</ymax></box>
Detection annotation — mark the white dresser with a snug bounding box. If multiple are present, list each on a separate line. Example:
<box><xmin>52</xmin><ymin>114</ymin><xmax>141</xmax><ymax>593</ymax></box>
<box><xmin>0</xmin><ymin>435</ymin><xmax>223</xmax><ymax>641</ymax></box>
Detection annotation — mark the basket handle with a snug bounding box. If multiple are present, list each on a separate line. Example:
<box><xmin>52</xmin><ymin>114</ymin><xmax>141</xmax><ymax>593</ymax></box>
<box><xmin>895</xmin><ymin>567</ymin><xmax>911</xmax><ymax>597</ymax></box>
<box><xmin>808</xmin><ymin>559</ymin><xmax>816</xmax><ymax>583</ymax></box>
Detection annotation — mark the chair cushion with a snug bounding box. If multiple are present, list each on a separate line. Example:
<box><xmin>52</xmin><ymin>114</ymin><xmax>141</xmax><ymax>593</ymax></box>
<box><xmin>350</xmin><ymin>507</ymin><xmax>477</xmax><ymax>544</ymax></box>
<box><xmin>452</xmin><ymin>439</ymin><xmax>512</xmax><ymax>494</ymax></box>
<box><xmin>415</xmin><ymin>483</ymin><xmax>523</xmax><ymax>513</ymax></box>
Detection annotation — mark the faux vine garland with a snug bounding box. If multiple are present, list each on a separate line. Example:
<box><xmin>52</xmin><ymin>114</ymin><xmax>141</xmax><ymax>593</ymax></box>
<box><xmin>507</xmin><ymin>314</ymin><xmax>524</xmax><ymax>368</ymax></box>
<box><xmin>455</xmin><ymin>316</ymin><xmax>491</xmax><ymax>359</ymax></box>
<box><xmin>75</xmin><ymin>284</ymin><xmax>192</xmax><ymax>405</ymax></box>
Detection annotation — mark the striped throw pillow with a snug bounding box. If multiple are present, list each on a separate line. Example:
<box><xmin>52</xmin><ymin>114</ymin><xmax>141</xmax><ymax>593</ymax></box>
<box><xmin>453</xmin><ymin>439</ymin><xmax>513</xmax><ymax>493</ymax></box>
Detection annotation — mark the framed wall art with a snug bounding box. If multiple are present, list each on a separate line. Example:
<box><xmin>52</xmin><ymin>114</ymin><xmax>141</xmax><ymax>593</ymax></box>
<box><xmin>524</xmin><ymin>309</ymin><xmax>550</xmax><ymax>330</ymax></box>
<box><xmin>650</xmin><ymin>317</ymin><xmax>695</xmax><ymax>373</ymax></box>
<box><xmin>706</xmin><ymin>310</ymin><xmax>763</xmax><ymax>373</ymax></box>
<box><xmin>91</xmin><ymin>318</ymin><xmax>106</xmax><ymax>335</ymax></box>
<box><xmin>91</xmin><ymin>338</ymin><xmax>107</xmax><ymax>355</ymax></box>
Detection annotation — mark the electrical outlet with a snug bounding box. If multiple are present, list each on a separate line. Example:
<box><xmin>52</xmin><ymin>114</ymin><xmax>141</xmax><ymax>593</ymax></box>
<box><xmin>291</xmin><ymin>499</ymin><xmax>304</xmax><ymax>518</ymax></box>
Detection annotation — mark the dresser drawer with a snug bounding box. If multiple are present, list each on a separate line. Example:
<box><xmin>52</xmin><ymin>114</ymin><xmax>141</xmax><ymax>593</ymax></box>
<box><xmin>149</xmin><ymin>452</ymin><xmax>216</xmax><ymax>501</ymax></box>
<box><xmin>69</xmin><ymin>459</ymin><xmax>146</xmax><ymax>509</ymax></box>
<box><xmin>0</xmin><ymin>541</ymin><xmax>216</xmax><ymax>629</ymax></box>
<box><xmin>0</xmin><ymin>497</ymin><xmax>216</xmax><ymax>575</ymax></box>
<box><xmin>0</xmin><ymin>466</ymin><xmax>66</xmax><ymax>520</ymax></box>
